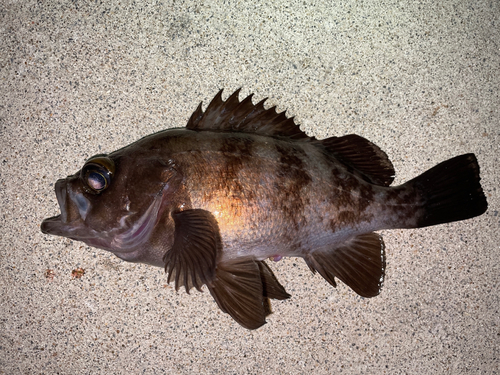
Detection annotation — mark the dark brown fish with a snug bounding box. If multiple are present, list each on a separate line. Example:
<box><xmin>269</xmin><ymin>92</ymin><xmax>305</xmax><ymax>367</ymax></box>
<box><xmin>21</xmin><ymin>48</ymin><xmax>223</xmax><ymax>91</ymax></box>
<box><xmin>41</xmin><ymin>89</ymin><xmax>488</xmax><ymax>329</ymax></box>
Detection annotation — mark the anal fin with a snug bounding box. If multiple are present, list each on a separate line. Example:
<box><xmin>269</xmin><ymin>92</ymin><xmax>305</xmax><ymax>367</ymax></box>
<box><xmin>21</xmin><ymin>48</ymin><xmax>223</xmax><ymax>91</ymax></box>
<box><xmin>305</xmin><ymin>233</ymin><xmax>385</xmax><ymax>298</ymax></box>
<box><xmin>208</xmin><ymin>259</ymin><xmax>290</xmax><ymax>330</ymax></box>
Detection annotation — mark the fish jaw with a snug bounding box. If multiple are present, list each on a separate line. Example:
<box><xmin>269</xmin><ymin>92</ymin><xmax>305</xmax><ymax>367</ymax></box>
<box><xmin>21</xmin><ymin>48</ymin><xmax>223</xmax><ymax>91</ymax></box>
<box><xmin>41</xmin><ymin>178</ymin><xmax>89</xmax><ymax>238</ymax></box>
<box><xmin>41</xmin><ymin>176</ymin><xmax>166</xmax><ymax>254</ymax></box>
<box><xmin>40</xmin><ymin>177</ymin><xmax>117</xmax><ymax>250</ymax></box>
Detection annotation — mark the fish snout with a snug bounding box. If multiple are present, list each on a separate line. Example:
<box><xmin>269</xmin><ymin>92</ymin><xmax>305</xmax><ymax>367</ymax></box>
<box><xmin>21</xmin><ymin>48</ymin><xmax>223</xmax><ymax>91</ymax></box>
<box><xmin>41</xmin><ymin>177</ymin><xmax>88</xmax><ymax>236</ymax></box>
<box><xmin>54</xmin><ymin>179</ymin><xmax>69</xmax><ymax>223</ymax></box>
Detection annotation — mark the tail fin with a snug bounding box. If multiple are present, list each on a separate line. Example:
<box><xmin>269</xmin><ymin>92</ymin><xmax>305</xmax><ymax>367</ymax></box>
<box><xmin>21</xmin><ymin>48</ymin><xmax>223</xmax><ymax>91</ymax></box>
<box><xmin>409</xmin><ymin>153</ymin><xmax>487</xmax><ymax>228</ymax></box>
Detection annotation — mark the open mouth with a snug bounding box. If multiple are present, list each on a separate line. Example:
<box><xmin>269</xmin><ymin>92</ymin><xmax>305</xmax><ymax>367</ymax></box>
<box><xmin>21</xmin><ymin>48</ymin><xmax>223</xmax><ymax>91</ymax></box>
<box><xmin>40</xmin><ymin>179</ymin><xmax>69</xmax><ymax>235</ymax></box>
<box><xmin>40</xmin><ymin>176</ymin><xmax>166</xmax><ymax>252</ymax></box>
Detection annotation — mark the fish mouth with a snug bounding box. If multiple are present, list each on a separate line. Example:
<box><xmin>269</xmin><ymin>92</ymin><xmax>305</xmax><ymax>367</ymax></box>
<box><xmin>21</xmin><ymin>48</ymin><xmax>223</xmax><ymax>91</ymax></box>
<box><xmin>41</xmin><ymin>178</ymin><xmax>92</xmax><ymax>240</ymax></box>
<box><xmin>40</xmin><ymin>214</ymin><xmax>63</xmax><ymax>234</ymax></box>
<box><xmin>41</xmin><ymin>176</ymin><xmax>166</xmax><ymax>252</ymax></box>
<box><xmin>41</xmin><ymin>179</ymin><xmax>70</xmax><ymax>236</ymax></box>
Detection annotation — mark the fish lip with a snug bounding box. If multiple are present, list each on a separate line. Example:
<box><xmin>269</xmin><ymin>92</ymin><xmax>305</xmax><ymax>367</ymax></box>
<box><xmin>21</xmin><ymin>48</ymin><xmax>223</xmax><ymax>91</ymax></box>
<box><xmin>40</xmin><ymin>214</ymin><xmax>62</xmax><ymax>234</ymax></box>
<box><xmin>40</xmin><ymin>179</ymin><xmax>71</xmax><ymax>235</ymax></box>
<box><xmin>41</xmin><ymin>174</ymin><xmax>166</xmax><ymax>252</ymax></box>
<box><xmin>54</xmin><ymin>178</ymin><xmax>68</xmax><ymax>223</ymax></box>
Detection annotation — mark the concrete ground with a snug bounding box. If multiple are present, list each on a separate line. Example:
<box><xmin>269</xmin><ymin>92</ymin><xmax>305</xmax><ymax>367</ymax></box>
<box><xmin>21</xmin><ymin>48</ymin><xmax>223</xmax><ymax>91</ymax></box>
<box><xmin>1</xmin><ymin>1</ymin><xmax>498</xmax><ymax>373</ymax></box>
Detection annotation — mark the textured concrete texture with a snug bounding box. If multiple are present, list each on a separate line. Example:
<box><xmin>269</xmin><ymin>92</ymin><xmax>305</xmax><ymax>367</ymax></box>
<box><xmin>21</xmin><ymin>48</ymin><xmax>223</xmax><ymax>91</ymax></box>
<box><xmin>1</xmin><ymin>1</ymin><xmax>499</xmax><ymax>374</ymax></box>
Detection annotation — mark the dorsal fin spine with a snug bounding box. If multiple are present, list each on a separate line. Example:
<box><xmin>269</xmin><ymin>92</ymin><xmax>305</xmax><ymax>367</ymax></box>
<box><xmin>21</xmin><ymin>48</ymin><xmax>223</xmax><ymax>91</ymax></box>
<box><xmin>185</xmin><ymin>89</ymin><xmax>395</xmax><ymax>185</ymax></box>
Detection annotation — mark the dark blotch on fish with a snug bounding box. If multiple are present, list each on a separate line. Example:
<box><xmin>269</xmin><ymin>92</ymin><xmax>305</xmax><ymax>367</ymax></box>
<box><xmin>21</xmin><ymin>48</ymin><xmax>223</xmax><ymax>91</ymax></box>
<box><xmin>41</xmin><ymin>89</ymin><xmax>488</xmax><ymax>329</ymax></box>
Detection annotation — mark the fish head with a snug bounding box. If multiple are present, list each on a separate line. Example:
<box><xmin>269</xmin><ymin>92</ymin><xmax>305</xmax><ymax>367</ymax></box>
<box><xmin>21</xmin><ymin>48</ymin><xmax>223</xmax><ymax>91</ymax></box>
<box><xmin>41</xmin><ymin>149</ymin><xmax>182</xmax><ymax>258</ymax></box>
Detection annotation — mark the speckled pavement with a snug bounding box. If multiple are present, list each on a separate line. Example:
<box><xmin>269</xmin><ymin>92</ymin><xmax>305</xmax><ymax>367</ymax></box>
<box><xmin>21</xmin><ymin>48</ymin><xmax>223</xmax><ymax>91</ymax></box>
<box><xmin>1</xmin><ymin>1</ymin><xmax>499</xmax><ymax>373</ymax></box>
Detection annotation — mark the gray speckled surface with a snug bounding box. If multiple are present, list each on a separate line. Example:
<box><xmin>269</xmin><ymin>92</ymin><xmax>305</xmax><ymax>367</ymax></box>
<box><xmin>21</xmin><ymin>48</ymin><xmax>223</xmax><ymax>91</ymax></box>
<box><xmin>1</xmin><ymin>1</ymin><xmax>499</xmax><ymax>374</ymax></box>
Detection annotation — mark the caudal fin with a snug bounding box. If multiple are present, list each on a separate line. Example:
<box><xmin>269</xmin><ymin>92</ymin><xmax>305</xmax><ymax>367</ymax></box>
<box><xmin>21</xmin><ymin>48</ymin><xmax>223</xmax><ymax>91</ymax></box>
<box><xmin>304</xmin><ymin>154</ymin><xmax>486</xmax><ymax>300</ymax></box>
<box><xmin>409</xmin><ymin>153</ymin><xmax>487</xmax><ymax>228</ymax></box>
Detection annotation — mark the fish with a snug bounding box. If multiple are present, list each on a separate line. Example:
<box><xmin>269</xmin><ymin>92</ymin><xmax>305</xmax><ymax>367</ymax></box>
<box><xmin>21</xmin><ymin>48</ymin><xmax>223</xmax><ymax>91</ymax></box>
<box><xmin>41</xmin><ymin>89</ymin><xmax>488</xmax><ymax>329</ymax></box>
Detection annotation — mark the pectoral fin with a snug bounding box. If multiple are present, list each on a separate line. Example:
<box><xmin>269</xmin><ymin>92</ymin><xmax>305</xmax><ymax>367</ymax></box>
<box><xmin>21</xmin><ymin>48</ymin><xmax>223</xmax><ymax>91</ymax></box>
<box><xmin>305</xmin><ymin>232</ymin><xmax>385</xmax><ymax>298</ymax></box>
<box><xmin>208</xmin><ymin>259</ymin><xmax>290</xmax><ymax>330</ymax></box>
<box><xmin>163</xmin><ymin>209</ymin><xmax>220</xmax><ymax>293</ymax></box>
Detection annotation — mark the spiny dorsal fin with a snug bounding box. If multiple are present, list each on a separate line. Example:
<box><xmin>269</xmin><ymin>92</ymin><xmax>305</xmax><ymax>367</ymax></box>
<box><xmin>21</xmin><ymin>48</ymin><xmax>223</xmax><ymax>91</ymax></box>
<box><xmin>186</xmin><ymin>89</ymin><xmax>309</xmax><ymax>139</ymax></box>
<box><xmin>187</xmin><ymin>89</ymin><xmax>395</xmax><ymax>186</ymax></box>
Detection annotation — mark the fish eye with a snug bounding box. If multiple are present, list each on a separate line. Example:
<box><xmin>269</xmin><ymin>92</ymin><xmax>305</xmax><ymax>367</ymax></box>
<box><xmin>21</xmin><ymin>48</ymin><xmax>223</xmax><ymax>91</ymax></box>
<box><xmin>81</xmin><ymin>156</ymin><xmax>115</xmax><ymax>194</ymax></box>
<box><xmin>87</xmin><ymin>170</ymin><xmax>108</xmax><ymax>191</ymax></box>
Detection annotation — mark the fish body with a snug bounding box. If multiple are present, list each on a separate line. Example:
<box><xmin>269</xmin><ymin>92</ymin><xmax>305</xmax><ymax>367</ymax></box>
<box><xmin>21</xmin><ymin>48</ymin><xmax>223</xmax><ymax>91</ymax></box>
<box><xmin>41</xmin><ymin>89</ymin><xmax>488</xmax><ymax>329</ymax></box>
